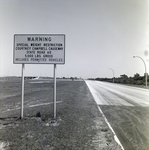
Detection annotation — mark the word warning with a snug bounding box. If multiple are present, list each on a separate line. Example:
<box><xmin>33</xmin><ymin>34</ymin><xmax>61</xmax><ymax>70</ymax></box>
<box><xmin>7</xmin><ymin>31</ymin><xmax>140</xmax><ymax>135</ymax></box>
<box><xmin>13</xmin><ymin>34</ymin><xmax>65</xmax><ymax>64</ymax></box>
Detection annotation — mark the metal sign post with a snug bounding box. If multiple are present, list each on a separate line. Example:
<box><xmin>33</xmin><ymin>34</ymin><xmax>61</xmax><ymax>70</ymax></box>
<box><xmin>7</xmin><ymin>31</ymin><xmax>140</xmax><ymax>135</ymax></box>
<box><xmin>21</xmin><ymin>64</ymin><xmax>25</xmax><ymax>119</ymax></box>
<box><xmin>53</xmin><ymin>64</ymin><xmax>56</xmax><ymax>119</ymax></box>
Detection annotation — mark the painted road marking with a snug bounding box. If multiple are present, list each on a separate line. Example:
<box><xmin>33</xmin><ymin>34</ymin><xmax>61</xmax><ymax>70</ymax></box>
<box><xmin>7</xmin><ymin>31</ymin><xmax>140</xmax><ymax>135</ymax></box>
<box><xmin>85</xmin><ymin>80</ymin><xmax>125</xmax><ymax>150</ymax></box>
<box><xmin>2</xmin><ymin>101</ymin><xmax>63</xmax><ymax>113</ymax></box>
<box><xmin>29</xmin><ymin>101</ymin><xmax>62</xmax><ymax>108</ymax></box>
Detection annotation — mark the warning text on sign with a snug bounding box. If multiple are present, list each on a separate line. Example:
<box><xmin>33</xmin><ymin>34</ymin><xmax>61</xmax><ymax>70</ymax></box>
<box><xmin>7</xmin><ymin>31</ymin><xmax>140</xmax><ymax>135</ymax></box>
<box><xmin>13</xmin><ymin>34</ymin><xmax>65</xmax><ymax>64</ymax></box>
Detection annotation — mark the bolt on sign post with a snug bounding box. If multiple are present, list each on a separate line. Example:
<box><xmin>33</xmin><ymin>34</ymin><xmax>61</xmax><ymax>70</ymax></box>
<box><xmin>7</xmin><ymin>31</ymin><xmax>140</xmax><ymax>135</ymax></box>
<box><xmin>13</xmin><ymin>34</ymin><xmax>65</xmax><ymax>119</ymax></box>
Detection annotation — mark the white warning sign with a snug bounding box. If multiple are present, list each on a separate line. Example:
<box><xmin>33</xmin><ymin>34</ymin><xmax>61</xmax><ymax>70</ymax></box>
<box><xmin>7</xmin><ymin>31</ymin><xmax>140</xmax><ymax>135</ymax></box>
<box><xmin>13</xmin><ymin>34</ymin><xmax>65</xmax><ymax>64</ymax></box>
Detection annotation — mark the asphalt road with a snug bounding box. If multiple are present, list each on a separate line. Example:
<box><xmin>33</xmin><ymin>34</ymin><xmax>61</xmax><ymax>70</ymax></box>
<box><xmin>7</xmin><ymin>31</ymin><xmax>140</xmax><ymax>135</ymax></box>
<box><xmin>86</xmin><ymin>80</ymin><xmax>149</xmax><ymax>150</ymax></box>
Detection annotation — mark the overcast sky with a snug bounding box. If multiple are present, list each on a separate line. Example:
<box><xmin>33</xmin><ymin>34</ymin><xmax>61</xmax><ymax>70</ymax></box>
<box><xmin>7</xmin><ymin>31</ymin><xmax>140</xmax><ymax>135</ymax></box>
<box><xmin>0</xmin><ymin>0</ymin><xmax>149</xmax><ymax>78</ymax></box>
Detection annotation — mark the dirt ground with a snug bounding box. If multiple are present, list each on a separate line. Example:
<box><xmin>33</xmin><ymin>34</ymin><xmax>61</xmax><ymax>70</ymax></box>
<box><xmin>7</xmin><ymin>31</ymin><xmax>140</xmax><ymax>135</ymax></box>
<box><xmin>0</xmin><ymin>77</ymin><xmax>122</xmax><ymax>150</ymax></box>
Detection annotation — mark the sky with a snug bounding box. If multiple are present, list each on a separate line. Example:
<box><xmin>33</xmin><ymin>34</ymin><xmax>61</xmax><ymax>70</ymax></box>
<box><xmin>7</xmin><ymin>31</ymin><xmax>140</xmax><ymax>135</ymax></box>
<box><xmin>0</xmin><ymin>0</ymin><xmax>149</xmax><ymax>78</ymax></box>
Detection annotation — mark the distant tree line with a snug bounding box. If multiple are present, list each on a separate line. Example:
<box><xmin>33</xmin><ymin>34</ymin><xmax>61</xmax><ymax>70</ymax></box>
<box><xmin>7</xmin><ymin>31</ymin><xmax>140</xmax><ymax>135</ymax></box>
<box><xmin>88</xmin><ymin>73</ymin><xmax>149</xmax><ymax>86</ymax></box>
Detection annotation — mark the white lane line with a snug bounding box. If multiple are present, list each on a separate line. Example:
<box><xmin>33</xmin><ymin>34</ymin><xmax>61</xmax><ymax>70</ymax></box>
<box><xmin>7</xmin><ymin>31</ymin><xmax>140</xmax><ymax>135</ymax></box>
<box><xmin>29</xmin><ymin>101</ymin><xmax>63</xmax><ymax>108</ymax></box>
<box><xmin>29</xmin><ymin>81</ymin><xmax>50</xmax><ymax>83</ymax></box>
<box><xmin>2</xmin><ymin>107</ymin><xmax>21</xmax><ymax>113</ymax></box>
<box><xmin>85</xmin><ymin>81</ymin><xmax>125</xmax><ymax>150</ymax></box>
<box><xmin>2</xmin><ymin>101</ymin><xmax>63</xmax><ymax>112</ymax></box>
<box><xmin>97</xmin><ymin>106</ymin><xmax>124</xmax><ymax>150</ymax></box>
